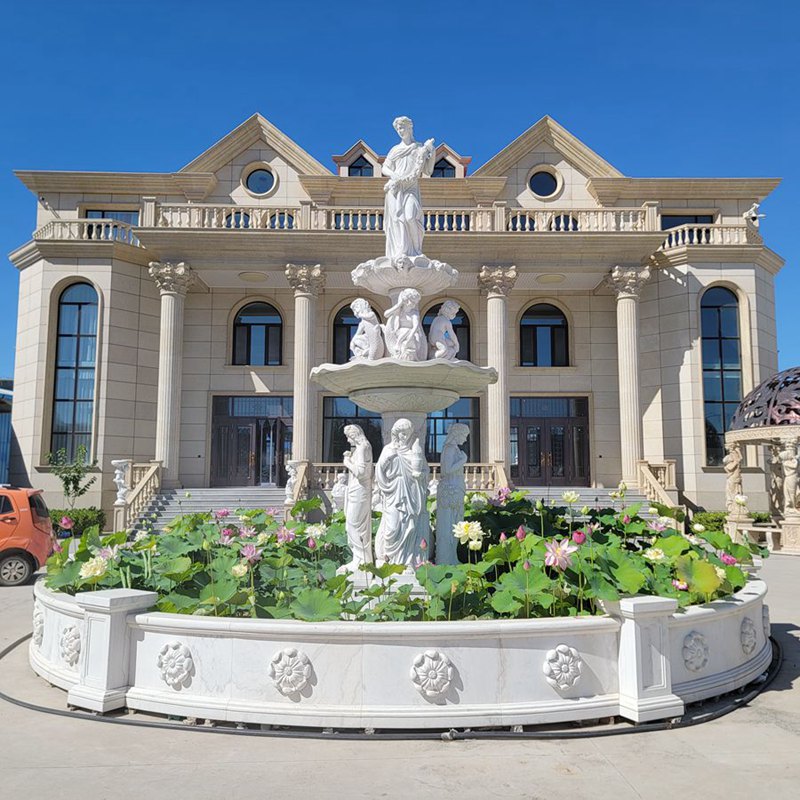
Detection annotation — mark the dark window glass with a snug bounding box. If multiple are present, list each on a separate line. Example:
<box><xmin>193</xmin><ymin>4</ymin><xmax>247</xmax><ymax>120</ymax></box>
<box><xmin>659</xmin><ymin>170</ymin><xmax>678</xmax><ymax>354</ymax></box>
<box><xmin>426</xmin><ymin>398</ymin><xmax>480</xmax><ymax>462</ymax></box>
<box><xmin>529</xmin><ymin>171</ymin><xmax>558</xmax><ymax>197</ymax></box>
<box><xmin>322</xmin><ymin>398</ymin><xmax>383</xmax><ymax>463</ymax></box>
<box><xmin>232</xmin><ymin>302</ymin><xmax>283</xmax><ymax>366</ymax></box>
<box><xmin>0</xmin><ymin>495</ymin><xmax>12</xmax><ymax>515</ymax></box>
<box><xmin>332</xmin><ymin>303</ymin><xmax>380</xmax><ymax>364</ymax></box>
<box><xmin>225</xmin><ymin>211</ymin><xmax>251</xmax><ymax>229</ymax></box>
<box><xmin>51</xmin><ymin>282</ymin><xmax>98</xmax><ymax>460</ymax></box>
<box><xmin>431</xmin><ymin>158</ymin><xmax>455</xmax><ymax>178</ymax></box>
<box><xmin>85</xmin><ymin>209</ymin><xmax>140</xmax><ymax>244</ymax></box>
<box><xmin>550</xmin><ymin>214</ymin><xmax>579</xmax><ymax>231</ymax></box>
<box><xmin>701</xmin><ymin>286</ymin><xmax>741</xmax><ymax>465</ymax></box>
<box><xmin>520</xmin><ymin>304</ymin><xmax>569</xmax><ymax>367</ymax></box>
<box><xmin>660</xmin><ymin>214</ymin><xmax>715</xmax><ymax>230</ymax></box>
<box><xmin>348</xmin><ymin>155</ymin><xmax>373</xmax><ymax>177</ymax></box>
<box><xmin>245</xmin><ymin>168</ymin><xmax>275</xmax><ymax>195</ymax></box>
<box><xmin>269</xmin><ymin>213</ymin><xmax>294</xmax><ymax>230</ymax></box>
<box><xmin>422</xmin><ymin>303</ymin><xmax>471</xmax><ymax>361</ymax></box>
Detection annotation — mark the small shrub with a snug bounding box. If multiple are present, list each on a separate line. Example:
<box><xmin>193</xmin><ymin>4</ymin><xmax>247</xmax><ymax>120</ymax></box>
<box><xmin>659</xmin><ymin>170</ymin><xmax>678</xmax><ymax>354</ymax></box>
<box><xmin>50</xmin><ymin>507</ymin><xmax>106</xmax><ymax>536</ymax></box>
<box><xmin>692</xmin><ymin>511</ymin><xmax>727</xmax><ymax>532</ymax></box>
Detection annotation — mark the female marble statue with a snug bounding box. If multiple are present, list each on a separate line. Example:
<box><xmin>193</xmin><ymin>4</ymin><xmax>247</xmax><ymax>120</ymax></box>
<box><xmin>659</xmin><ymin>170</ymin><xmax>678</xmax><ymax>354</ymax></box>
<box><xmin>382</xmin><ymin>116</ymin><xmax>436</xmax><ymax>263</ymax></box>
<box><xmin>342</xmin><ymin>425</ymin><xmax>374</xmax><ymax>570</ymax></box>
<box><xmin>383</xmin><ymin>288</ymin><xmax>427</xmax><ymax>361</ymax></box>
<box><xmin>435</xmin><ymin>423</ymin><xmax>470</xmax><ymax>564</ymax></box>
<box><xmin>723</xmin><ymin>444</ymin><xmax>743</xmax><ymax>514</ymax></box>
<box><xmin>778</xmin><ymin>441</ymin><xmax>799</xmax><ymax>516</ymax></box>
<box><xmin>374</xmin><ymin>418</ymin><xmax>430</xmax><ymax>566</ymax></box>
<box><xmin>428</xmin><ymin>300</ymin><xmax>461</xmax><ymax>360</ymax></box>
<box><xmin>349</xmin><ymin>299</ymin><xmax>385</xmax><ymax>361</ymax></box>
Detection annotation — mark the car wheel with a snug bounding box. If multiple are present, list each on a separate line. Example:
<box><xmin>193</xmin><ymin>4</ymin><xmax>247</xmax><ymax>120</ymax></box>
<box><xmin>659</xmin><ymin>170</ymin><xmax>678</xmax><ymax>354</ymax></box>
<box><xmin>0</xmin><ymin>554</ymin><xmax>34</xmax><ymax>587</ymax></box>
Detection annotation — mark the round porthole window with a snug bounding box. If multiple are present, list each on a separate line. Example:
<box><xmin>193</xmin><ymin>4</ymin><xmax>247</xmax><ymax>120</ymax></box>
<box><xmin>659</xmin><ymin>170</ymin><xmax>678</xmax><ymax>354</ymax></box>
<box><xmin>529</xmin><ymin>170</ymin><xmax>558</xmax><ymax>198</ymax></box>
<box><xmin>245</xmin><ymin>167</ymin><xmax>275</xmax><ymax>196</ymax></box>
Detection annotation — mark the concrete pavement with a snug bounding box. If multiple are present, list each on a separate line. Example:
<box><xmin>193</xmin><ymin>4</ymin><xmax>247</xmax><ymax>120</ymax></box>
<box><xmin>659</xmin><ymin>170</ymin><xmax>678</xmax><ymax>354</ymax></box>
<box><xmin>1</xmin><ymin>556</ymin><xmax>798</xmax><ymax>800</ymax></box>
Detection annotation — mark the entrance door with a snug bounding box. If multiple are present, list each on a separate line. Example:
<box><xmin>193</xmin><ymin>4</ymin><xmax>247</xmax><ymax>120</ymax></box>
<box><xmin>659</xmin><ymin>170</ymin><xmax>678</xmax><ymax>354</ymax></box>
<box><xmin>210</xmin><ymin>423</ymin><xmax>257</xmax><ymax>487</ymax></box>
<box><xmin>510</xmin><ymin>397</ymin><xmax>590</xmax><ymax>486</ymax></box>
<box><xmin>258</xmin><ymin>418</ymin><xmax>293</xmax><ymax>487</ymax></box>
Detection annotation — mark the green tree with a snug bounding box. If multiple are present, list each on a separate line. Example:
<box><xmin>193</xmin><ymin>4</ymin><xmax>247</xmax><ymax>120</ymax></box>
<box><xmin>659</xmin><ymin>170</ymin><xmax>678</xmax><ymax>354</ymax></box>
<box><xmin>47</xmin><ymin>445</ymin><xmax>97</xmax><ymax>509</ymax></box>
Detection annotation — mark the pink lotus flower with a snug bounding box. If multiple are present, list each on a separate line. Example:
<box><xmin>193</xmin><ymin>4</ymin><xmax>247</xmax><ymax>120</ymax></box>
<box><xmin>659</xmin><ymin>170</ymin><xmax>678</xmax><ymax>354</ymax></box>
<box><xmin>52</xmin><ymin>539</ymin><xmax>64</xmax><ymax>554</ymax></box>
<box><xmin>544</xmin><ymin>539</ymin><xmax>579</xmax><ymax>570</ymax></box>
<box><xmin>647</xmin><ymin>519</ymin><xmax>668</xmax><ymax>533</ymax></box>
<box><xmin>265</xmin><ymin>507</ymin><xmax>281</xmax><ymax>517</ymax></box>
<box><xmin>499</xmin><ymin>532</ymin><xmax>507</xmax><ymax>542</ymax></box>
<box><xmin>523</xmin><ymin>560</ymin><xmax>531</xmax><ymax>571</ymax></box>
<box><xmin>672</xmin><ymin>579</ymin><xmax>689</xmax><ymax>591</ymax></box>
<box><xmin>239</xmin><ymin>525</ymin><xmax>257</xmax><ymax>538</ymax></box>
<box><xmin>240</xmin><ymin>543</ymin><xmax>262</xmax><ymax>563</ymax></box>
<box><xmin>622</xmin><ymin>515</ymin><xmax>632</xmax><ymax>525</ymax></box>
<box><xmin>515</xmin><ymin>526</ymin><xmax>526</xmax><ymax>542</ymax></box>
<box><xmin>719</xmin><ymin>552</ymin><xmax>737</xmax><ymax>566</ymax></box>
<box><xmin>572</xmin><ymin>529</ymin><xmax>586</xmax><ymax>545</ymax></box>
<box><xmin>276</xmin><ymin>526</ymin><xmax>295</xmax><ymax>545</ymax></box>
<box><xmin>219</xmin><ymin>528</ymin><xmax>235</xmax><ymax>545</ymax></box>
<box><xmin>215</xmin><ymin>508</ymin><xmax>230</xmax><ymax>519</ymax></box>
<box><xmin>97</xmin><ymin>545</ymin><xmax>119</xmax><ymax>560</ymax></box>
<box><xmin>59</xmin><ymin>516</ymin><xmax>74</xmax><ymax>531</ymax></box>
<box><xmin>307</xmin><ymin>537</ymin><xmax>317</xmax><ymax>551</ymax></box>
<box><xmin>420</xmin><ymin>538</ymin><xmax>428</xmax><ymax>551</ymax></box>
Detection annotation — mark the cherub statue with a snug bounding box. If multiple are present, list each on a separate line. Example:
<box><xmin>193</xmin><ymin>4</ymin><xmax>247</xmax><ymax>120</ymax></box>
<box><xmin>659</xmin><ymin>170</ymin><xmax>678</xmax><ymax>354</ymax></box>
<box><xmin>349</xmin><ymin>298</ymin><xmax>385</xmax><ymax>360</ymax></box>
<box><xmin>428</xmin><ymin>300</ymin><xmax>461</xmax><ymax>360</ymax></box>
<box><xmin>743</xmin><ymin>203</ymin><xmax>766</xmax><ymax>228</ymax></box>
<box><xmin>382</xmin><ymin>287</ymin><xmax>427</xmax><ymax>361</ymax></box>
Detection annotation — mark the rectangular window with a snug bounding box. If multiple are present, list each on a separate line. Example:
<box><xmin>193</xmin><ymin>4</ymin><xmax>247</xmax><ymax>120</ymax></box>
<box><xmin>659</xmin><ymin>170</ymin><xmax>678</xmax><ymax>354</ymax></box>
<box><xmin>660</xmin><ymin>214</ymin><xmax>715</xmax><ymax>230</ymax></box>
<box><xmin>426</xmin><ymin>398</ymin><xmax>480</xmax><ymax>462</ymax></box>
<box><xmin>85</xmin><ymin>209</ymin><xmax>140</xmax><ymax>244</ymax></box>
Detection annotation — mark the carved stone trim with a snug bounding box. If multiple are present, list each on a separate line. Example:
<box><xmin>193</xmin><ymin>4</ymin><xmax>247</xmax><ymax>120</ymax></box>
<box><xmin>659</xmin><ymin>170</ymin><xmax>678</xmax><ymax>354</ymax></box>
<box><xmin>543</xmin><ymin>643</ymin><xmax>583</xmax><ymax>690</ymax></box>
<box><xmin>157</xmin><ymin>641</ymin><xmax>195</xmax><ymax>689</ymax></box>
<box><xmin>148</xmin><ymin>261</ymin><xmax>196</xmax><ymax>296</ymax></box>
<box><xmin>478</xmin><ymin>265</ymin><xmax>517</xmax><ymax>297</ymax></box>
<box><xmin>682</xmin><ymin>630</ymin><xmax>709</xmax><ymax>672</ymax></box>
<box><xmin>410</xmin><ymin>650</ymin><xmax>454</xmax><ymax>699</ymax></box>
<box><xmin>762</xmin><ymin>605</ymin><xmax>771</xmax><ymax>639</ymax></box>
<box><xmin>740</xmin><ymin>617</ymin><xmax>757</xmax><ymax>656</ymax></box>
<box><xmin>270</xmin><ymin>647</ymin><xmax>312</xmax><ymax>696</ymax></box>
<box><xmin>60</xmin><ymin>624</ymin><xmax>81</xmax><ymax>668</ymax></box>
<box><xmin>32</xmin><ymin>601</ymin><xmax>44</xmax><ymax>647</ymax></box>
<box><xmin>605</xmin><ymin>265</ymin><xmax>651</xmax><ymax>299</ymax></box>
<box><xmin>286</xmin><ymin>263</ymin><xmax>325</xmax><ymax>296</ymax></box>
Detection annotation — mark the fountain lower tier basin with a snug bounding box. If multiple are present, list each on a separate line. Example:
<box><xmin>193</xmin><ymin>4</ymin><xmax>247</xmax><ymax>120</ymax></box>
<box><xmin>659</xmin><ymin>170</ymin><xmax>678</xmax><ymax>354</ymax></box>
<box><xmin>310</xmin><ymin>359</ymin><xmax>497</xmax><ymax>413</ymax></box>
<box><xmin>31</xmin><ymin>580</ymin><xmax>772</xmax><ymax>729</ymax></box>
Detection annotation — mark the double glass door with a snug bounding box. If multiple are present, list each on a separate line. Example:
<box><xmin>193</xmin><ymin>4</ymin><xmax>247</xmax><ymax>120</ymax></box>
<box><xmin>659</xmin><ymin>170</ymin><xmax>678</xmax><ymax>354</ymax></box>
<box><xmin>510</xmin><ymin>397</ymin><xmax>590</xmax><ymax>486</ymax></box>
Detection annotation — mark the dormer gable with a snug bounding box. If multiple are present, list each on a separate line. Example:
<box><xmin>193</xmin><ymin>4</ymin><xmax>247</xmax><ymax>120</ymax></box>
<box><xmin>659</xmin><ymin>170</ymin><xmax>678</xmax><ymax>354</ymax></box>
<box><xmin>332</xmin><ymin>140</ymin><xmax>383</xmax><ymax>177</ymax></box>
<box><xmin>430</xmin><ymin>144</ymin><xmax>472</xmax><ymax>178</ymax></box>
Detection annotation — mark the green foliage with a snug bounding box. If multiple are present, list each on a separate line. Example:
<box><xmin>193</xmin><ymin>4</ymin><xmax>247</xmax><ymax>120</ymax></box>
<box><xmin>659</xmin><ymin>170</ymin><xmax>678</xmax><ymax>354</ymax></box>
<box><xmin>44</xmin><ymin>492</ymin><xmax>762</xmax><ymax>622</ymax></box>
<box><xmin>50</xmin><ymin>507</ymin><xmax>106</xmax><ymax>536</ymax></box>
<box><xmin>692</xmin><ymin>511</ymin><xmax>727</xmax><ymax>531</ymax></box>
<box><xmin>46</xmin><ymin>446</ymin><xmax>98</xmax><ymax>509</ymax></box>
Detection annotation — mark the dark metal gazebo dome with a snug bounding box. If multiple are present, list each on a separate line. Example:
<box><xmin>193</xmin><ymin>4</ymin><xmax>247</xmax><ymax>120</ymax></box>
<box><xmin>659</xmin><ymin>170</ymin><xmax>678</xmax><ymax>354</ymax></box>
<box><xmin>730</xmin><ymin>366</ymin><xmax>800</xmax><ymax>430</ymax></box>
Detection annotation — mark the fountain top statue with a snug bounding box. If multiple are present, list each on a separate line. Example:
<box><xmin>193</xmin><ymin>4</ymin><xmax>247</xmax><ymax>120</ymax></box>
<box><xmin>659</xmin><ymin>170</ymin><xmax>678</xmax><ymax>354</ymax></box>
<box><xmin>351</xmin><ymin>117</ymin><xmax>457</xmax><ymax>300</ymax></box>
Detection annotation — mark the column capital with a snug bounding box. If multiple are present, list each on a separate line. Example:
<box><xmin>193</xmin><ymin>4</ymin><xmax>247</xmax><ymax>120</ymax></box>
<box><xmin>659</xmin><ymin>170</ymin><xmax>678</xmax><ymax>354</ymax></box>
<box><xmin>606</xmin><ymin>265</ymin><xmax>651</xmax><ymax>299</ymax></box>
<box><xmin>286</xmin><ymin>263</ymin><xmax>325</xmax><ymax>296</ymax></box>
<box><xmin>148</xmin><ymin>261</ymin><xmax>196</xmax><ymax>296</ymax></box>
<box><xmin>478</xmin><ymin>265</ymin><xmax>517</xmax><ymax>297</ymax></box>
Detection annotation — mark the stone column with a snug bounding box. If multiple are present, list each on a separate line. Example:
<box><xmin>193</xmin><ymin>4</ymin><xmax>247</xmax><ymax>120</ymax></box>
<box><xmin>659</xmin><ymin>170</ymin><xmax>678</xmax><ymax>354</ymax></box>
<box><xmin>149</xmin><ymin>262</ymin><xmax>196</xmax><ymax>488</ymax></box>
<box><xmin>286</xmin><ymin>264</ymin><xmax>325</xmax><ymax>464</ymax></box>
<box><xmin>478</xmin><ymin>265</ymin><xmax>517</xmax><ymax>474</ymax></box>
<box><xmin>606</xmin><ymin>265</ymin><xmax>650</xmax><ymax>485</ymax></box>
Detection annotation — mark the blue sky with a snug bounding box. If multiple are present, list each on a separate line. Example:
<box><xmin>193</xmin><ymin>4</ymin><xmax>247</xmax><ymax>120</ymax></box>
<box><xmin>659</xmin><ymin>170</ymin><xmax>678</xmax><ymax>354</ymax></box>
<box><xmin>1</xmin><ymin>0</ymin><xmax>796</xmax><ymax>379</ymax></box>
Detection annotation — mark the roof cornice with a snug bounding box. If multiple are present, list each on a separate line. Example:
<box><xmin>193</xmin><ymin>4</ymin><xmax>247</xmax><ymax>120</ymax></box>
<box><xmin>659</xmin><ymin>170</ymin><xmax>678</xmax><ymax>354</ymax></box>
<box><xmin>588</xmin><ymin>177</ymin><xmax>782</xmax><ymax>203</ymax></box>
<box><xmin>473</xmin><ymin>116</ymin><xmax>623</xmax><ymax>178</ymax></box>
<box><xmin>652</xmin><ymin>244</ymin><xmax>785</xmax><ymax>275</ymax></box>
<box><xmin>7</xmin><ymin>239</ymin><xmax>153</xmax><ymax>270</ymax></box>
<box><xmin>14</xmin><ymin>171</ymin><xmax>218</xmax><ymax>201</ymax></box>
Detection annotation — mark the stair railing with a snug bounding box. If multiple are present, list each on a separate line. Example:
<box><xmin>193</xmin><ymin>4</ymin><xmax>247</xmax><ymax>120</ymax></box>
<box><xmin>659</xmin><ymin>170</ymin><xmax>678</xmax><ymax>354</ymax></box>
<box><xmin>636</xmin><ymin>460</ymin><xmax>677</xmax><ymax>507</ymax></box>
<box><xmin>113</xmin><ymin>460</ymin><xmax>162</xmax><ymax>532</ymax></box>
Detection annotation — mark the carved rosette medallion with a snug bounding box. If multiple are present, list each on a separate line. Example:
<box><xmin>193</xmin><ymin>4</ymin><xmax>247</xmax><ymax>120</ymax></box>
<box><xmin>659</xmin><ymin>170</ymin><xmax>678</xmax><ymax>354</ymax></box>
<box><xmin>762</xmin><ymin>605</ymin><xmax>771</xmax><ymax>639</ymax></box>
<box><xmin>478</xmin><ymin>265</ymin><xmax>517</xmax><ymax>297</ymax></box>
<box><xmin>543</xmin><ymin>644</ymin><xmax>583</xmax><ymax>690</ymax></box>
<box><xmin>269</xmin><ymin>647</ymin><xmax>312</xmax><ymax>696</ymax></box>
<box><xmin>682</xmin><ymin>631</ymin><xmax>709</xmax><ymax>672</ymax></box>
<box><xmin>157</xmin><ymin>642</ymin><xmax>195</xmax><ymax>689</ymax></box>
<box><xmin>60</xmin><ymin>625</ymin><xmax>81</xmax><ymax>668</ymax></box>
<box><xmin>32</xmin><ymin>602</ymin><xmax>44</xmax><ymax>648</ymax></box>
<box><xmin>286</xmin><ymin>263</ymin><xmax>325</xmax><ymax>297</ymax></box>
<box><xmin>148</xmin><ymin>261</ymin><xmax>197</xmax><ymax>296</ymax></box>
<box><xmin>605</xmin><ymin>265</ymin><xmax>651</xmax><ymax>299</ymax></box>
<box><xmin>740</xmin><ymin>617</ymin><xmax>758</xmax><ymax>656</ymax></box>
<box><xmin>410</xmin><ymin>650</ymin><xmax>454</xmax><ymax>699</ymax></box>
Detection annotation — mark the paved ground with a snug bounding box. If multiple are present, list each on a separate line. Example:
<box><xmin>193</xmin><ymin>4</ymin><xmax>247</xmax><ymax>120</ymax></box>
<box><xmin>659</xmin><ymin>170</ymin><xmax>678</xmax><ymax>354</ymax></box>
<box><xmin>1</xmin><ymin>557</ymin><xmax>799</xmax><ymax>800</ymax></box>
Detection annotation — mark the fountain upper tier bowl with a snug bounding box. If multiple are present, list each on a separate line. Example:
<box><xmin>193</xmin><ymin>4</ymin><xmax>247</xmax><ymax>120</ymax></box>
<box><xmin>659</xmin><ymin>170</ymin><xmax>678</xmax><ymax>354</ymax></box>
<box><xmin>310</xmin><ymin>358</ymin><xmax>497</xmax><ymax>414</ymax></box>
<box><xmin>351</xmin><ymin>255</ymin><xmax>458</xmax><ymax>300</ymax></box>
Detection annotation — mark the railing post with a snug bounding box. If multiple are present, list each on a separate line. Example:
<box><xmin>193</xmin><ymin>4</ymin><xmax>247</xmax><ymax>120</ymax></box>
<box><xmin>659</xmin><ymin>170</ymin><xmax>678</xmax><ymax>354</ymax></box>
<box><xmin>141</xmin><ymin>197</ymin><xmax>156</xmax><ymax>227</ymax></box>
<box><xmin>643</xmin><ymin>201</ymin><xmax>659</xmax><ymax>231</ymax></box>
<box><xmin>492</xmin><ymin>201</ymin><xmax>506</xmax><ymax>232</ymax></box>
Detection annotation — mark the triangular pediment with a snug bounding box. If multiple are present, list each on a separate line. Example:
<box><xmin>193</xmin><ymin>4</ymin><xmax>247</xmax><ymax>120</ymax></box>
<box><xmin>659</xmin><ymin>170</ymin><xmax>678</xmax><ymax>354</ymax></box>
<box><xmin>474</xmin><ymin>116</ymin><xmax>623</xmax><ymax>179</ymax></box>
<box><xmin>332</xmin><ymin>139</ymin><xmax>383</xmax><ymax>167</ymax></box>
<box><xmin>180</xmin><ymin>113</ymin><xmax>331</xmax><ymax>176</ymax></box>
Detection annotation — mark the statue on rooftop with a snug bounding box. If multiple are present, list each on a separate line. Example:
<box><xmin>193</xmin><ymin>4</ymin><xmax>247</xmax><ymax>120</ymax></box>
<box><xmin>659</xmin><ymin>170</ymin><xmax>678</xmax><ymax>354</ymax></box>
<box><xmin>382</xmin><ymin>116</ymin><xmax>436</xmax><ymax>264</ymax></box>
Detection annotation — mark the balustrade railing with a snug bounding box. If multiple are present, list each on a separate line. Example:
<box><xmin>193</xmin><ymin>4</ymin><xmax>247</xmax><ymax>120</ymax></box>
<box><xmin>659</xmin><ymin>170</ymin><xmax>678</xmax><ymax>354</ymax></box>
<box><xmin>156</xmin><ymin>204</ymin><xmax>298</xmax><ymax>230</ymax></box>
<box><xmin>310</xmin><ymin>462</ymin><xmax>500</xmax><ymax>492</ymax></box>
<box><xmin>113</xmin><ymin>460</ymin><xmax>162</xmax><ymax>532</ymax></box>
<box><xmin>660</xmin><ymin>223</ymin><xmax>756</xmax><ymax>250</ymax></box>
<box><xmin>506</xmin><ymin>207</ymin><xmax>645</xmax><ymax>233</ymax></box>
<box><xmin>636</xmin><ymin>460</ymin><xmax>678</xmax><ymax>507</ymax></box>
<box><xmin>34</xmin><ymin>219</ymin><xmax>140</xmax><ymax>246</ymax></box>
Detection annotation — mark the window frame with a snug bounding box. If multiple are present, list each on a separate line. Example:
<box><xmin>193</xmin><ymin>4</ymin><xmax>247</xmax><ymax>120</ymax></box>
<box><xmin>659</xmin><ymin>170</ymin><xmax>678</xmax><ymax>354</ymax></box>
<box><xmin>347</xmin><ymin>155</ymin><xmax>374</xmax><ymax>177</ymax></box>
<box><xmin>431</xmin><ymin>158</ymin><xmax>456</xmax><ymax>179</ymax></box>
<box><xmin>231</xmin><ymin>301</ymin><xmax>284</xmax><ymax>367</ymax></box>
<box><xmin>519</xmin><ymin>303</ymin><xmax>570</xmax><ymax>367</ymax></box>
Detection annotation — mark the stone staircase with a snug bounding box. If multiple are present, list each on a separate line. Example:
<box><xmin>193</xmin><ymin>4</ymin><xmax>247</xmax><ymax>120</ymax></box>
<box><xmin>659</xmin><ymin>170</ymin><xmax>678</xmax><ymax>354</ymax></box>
<box><xmin>134</xmin><ymin>487</ymin><xmax>288</xmax><ymax>535</ymax></box>
<box><xmin>520</xmin><ymin>486</ymin><xmax>658</xmax><ymax>517</ymax></box>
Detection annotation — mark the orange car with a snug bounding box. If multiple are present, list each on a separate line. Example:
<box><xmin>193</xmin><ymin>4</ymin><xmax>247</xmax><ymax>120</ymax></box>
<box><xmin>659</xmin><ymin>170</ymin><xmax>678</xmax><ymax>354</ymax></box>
<box><xmin>0</xmin><ymin>487</ymin><xmax>54</xmax><ymax>586</ymax></box>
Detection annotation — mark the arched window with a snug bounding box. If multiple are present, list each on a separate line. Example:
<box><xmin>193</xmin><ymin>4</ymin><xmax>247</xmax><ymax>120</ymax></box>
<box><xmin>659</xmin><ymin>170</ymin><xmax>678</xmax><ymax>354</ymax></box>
<box><xmin>332</xmin><ymin>303</ymin><xmax>380</xmax><ymax>364</ymax></box>
<box><xmin>422</xmin><ymin>303</ymin><xmax>471</xmax><ymax>361</ymax></box>
<box><xmin>520</xmin><ymin>304</ymin><xmax>568</xmax><ymax>367</ymax></box>
<box><xmin>431</xmin><ymin>158</ymin><xmax>455</xmax><ymax>178</ymax></box>
<box><xmin>348</xmin><ymin>155</ymin><xmax>373</xmax><ymax>177</ymax></box>
<box><xmin>701</xmin><ymin>287</ymin><xmax>742</xmax><ymax>465</ymax></box>
<box><xmin>232</xmin><ymin>302</ymin><xmax>283</xmax><ymax>366</ymax></box>
<box><xmin>51</xmin><ymin>283</ymin><xmax>98</xmax><ymax>460</ymax></box>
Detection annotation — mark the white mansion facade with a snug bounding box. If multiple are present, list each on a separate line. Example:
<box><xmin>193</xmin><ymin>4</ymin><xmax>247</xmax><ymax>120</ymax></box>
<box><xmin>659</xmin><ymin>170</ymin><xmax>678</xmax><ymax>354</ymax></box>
<box><xmin>8</xmin><ymin>114</ymin><xmax>784</xmax><ymax>520</ymax></box>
